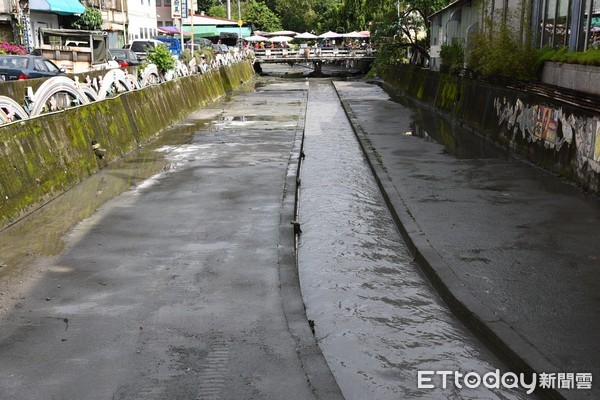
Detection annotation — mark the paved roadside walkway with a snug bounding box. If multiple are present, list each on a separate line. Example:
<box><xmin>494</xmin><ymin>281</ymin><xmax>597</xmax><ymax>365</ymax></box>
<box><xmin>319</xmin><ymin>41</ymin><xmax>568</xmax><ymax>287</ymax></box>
<box><xmin>334</xmin><ymin>80</ymin><xmax>600</xmax><ymax>400</ymax></box>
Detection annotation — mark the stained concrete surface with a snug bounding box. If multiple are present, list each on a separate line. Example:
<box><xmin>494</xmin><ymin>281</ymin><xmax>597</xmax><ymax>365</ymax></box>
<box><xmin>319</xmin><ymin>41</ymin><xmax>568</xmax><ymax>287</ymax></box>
<box><xmin>0</xmin><ymin>81</ymin><xmax>342</xmax><ymax>399</ymax></box>
<box><xmin>1</xmin><ymin>72</ymin><xmax>597</xmax><ymax>400</ymax></box>
<box><xmin>298</xmin><ymin>80</ymin><xmax>531</xmax><ymax>400</ymax></box>
<box><xmin>334</xmin><ymin>80</ymin><xmax>600</xmax><ymax>400</ymax></box>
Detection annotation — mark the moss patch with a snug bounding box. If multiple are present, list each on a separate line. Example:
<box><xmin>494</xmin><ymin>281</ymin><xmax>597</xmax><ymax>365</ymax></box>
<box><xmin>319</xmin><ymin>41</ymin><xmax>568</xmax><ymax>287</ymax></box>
<box><xmin>0</xmin><ymin>61</ymin><xmax>255</xmax><ymax>228</ymax></box>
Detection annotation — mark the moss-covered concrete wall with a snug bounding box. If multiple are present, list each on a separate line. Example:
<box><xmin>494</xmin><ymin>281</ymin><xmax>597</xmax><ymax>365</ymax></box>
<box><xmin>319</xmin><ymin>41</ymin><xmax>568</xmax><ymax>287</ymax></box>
<box><xmin>0</xmin><ymin>61</ymin><xmax>255</xmax><ymax>228</ymax></box>
<box><xmin>382</xmin><ymin>64</ymin><xmax>600</xmax><ymax>194</ymax></box>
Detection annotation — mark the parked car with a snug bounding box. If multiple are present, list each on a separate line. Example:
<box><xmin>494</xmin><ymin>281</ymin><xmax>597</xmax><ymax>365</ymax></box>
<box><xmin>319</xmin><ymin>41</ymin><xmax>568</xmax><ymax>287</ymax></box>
<box><xmin>155</xmin><ymin>36</ymin><xmax>182</xmax><ymax>57</ymax></box>
<box><xmin>109</xmin><ymin>48</ymin><xmax>142</xmax><ymax>67</ymax></box>
<box><xmin>184</xmin><ymin>38</ymin><xmax>213</xmax><ymax>53</ymax></box>
<box><xmin>0</xmin><ymin>55</ymin><xmax>66</xmax><ymax>81</ymax></box>
<box><xmin>128</xmin><ymin>39</ymin><xmax>163</xmax><ymax>60</ymax></box>
<box><xmin>212</xmin><ymin>43</ymin><xmax>229</xmax><ymax>55</ymax></box>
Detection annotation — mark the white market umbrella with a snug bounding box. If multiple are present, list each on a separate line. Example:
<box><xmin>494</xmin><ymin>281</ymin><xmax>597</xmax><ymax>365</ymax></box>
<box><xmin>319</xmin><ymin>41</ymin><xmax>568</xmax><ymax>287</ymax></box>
<box><xmin>268</xmin><ymin>36</ymin><xmax>294</xmax><ymax>43</ymax></box>
<box><xmin>343</xmin><ymin>31</ymin><xmax>369</xmax><ymax>38</ymax></box>
<box><xmin>318</xmin><ymin>31</ymin><xmax>343</xmax><ymax>39</ymax></box>
<box><xmin>244</xmin><ymin>35</ymin><xmax>269</xmax><ymax>42</ymax></box>
<box><xmin>266</xmin><ymin>30</ymin><xmax>297</xmax><ymax>37</ymax></box>
<box><xmin>295</xmin><ymin>32</ymin><xmax>319</xmax><ymax>39</ymax></box>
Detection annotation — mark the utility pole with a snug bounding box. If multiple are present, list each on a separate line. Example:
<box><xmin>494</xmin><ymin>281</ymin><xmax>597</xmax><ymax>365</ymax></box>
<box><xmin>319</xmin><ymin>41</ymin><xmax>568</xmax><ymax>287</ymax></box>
<box><xmin>237</xmin><ymin>0</ymin><xmax>242</xmax><ymax>47</ymax></box>
<box><xmin>226</xmin><ymin>0</ymin><xmax>231</xmax><ymax>20</ymax></box>
<box><xmin>190</xmin><ymin>0</ymin><xmax>196</xmax><ymax>49</ymax></box>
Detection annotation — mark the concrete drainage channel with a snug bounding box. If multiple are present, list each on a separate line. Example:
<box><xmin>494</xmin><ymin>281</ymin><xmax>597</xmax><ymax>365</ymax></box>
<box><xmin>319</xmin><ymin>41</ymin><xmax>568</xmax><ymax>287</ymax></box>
<box><xmin>332</xmin><ymin>80</ymin><xmax>571</xmax><ymax>400</ymax></box>
<box><xmin>277</xmin><ymin>87</ymin><xmax>345</xmax><ymax>400</ymax></box>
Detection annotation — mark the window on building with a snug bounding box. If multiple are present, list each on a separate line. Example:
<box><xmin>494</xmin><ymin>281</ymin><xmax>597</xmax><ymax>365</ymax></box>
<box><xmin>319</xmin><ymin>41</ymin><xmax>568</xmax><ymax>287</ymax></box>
<box><xmin>587</xmin><ymin>0</ymin><xmax>600</xmax><ymax>48</ymax></box>
<box><xmin>540</xmin><ymin>0</ymin><xmax>572</xmax><ymax>47</ymax></box>
<box><xmin>556</xmin><ymin>0</ymin><xmax>570</xmax><ymax>46</ymax></box>
<box><xmin>165</xmin><ymin>20</ymin><xmax>173</xmax><ymax>27</ymax></box>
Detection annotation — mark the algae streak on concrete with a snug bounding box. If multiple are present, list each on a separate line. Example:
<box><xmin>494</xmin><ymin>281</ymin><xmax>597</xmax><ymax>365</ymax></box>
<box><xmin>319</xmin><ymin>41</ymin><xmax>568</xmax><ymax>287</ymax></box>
<box><xmin>382</xmin><ymin>64</ymin><xmax>600</xmax><ymax>194</ymax></box>
<box><xmin>0</xmin><ymin>61</ymin><xmax>256</xmax><ymax>229</ymax></box>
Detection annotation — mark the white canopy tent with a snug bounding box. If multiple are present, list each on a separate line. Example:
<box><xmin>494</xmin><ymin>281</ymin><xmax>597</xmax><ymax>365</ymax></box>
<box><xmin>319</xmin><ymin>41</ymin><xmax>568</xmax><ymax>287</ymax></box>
<box><xmin>265</xmin><ymin>30</ymin><xmax>297</xmax><ymax>37</ymax></box>
<box><xmin>268</xmin><ymin>35</ymin><xmax>294</xmax><ymax>42</ymax></box>
<box><xmin>295</xmin><ymin>32</ymin><xmax>319</xmax><ymax>39</ymax></box>
<box><xmin>343</xmin><ymin>31</ymin><xmax>369</xmax><ymax>38</ymax></box>
<box><xmin>244</xmin><ymin>35</ymin><xmax>269</xmax><ymax>42</ymax></box>
<box><xmin>318</xmin><ymin>31</ymin><xmax>343</xmax><ymax>38</ymax></box>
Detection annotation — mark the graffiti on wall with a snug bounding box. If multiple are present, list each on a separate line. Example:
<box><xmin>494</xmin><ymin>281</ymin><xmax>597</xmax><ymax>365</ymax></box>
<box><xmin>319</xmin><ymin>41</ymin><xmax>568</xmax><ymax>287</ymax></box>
<box><xmin>494</xmin><ymin>97</ymin><xmax>600</xmax><ymax>172</ymax></box>
<box><xmin>595</xmin><ymin>123</ymin><xmax>600</xmax><ymax>161</ymax></box>
<box><xmin>533</xmin><ymin>106</ymin><xmax>558</xmax><ymax>142</ymax></box>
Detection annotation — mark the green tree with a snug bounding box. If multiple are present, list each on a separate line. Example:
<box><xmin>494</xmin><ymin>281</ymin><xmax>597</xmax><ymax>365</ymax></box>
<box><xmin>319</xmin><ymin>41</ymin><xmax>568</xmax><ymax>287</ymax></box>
<box><xmin>270</xmin><ymin>0</ymin><xmax>317</xmax><ymax>32</ymax></box>
<box><xmin>440</xmin><ymin>40</ymin><xmax>464</xmax><ymax>71</ymax></box>
<box><xmin>338</xmin><ymin>0</ymin><xmax>367</xmax><ymax>32</ymax></box>
<box><xmin>366</xmin><ymin>0</ymin><xmax>452</xmax><ymax>72</ymax></box>
<box><xmin>263</xmin><ymin>0</ymin><xmax>277</xmax><ymax>11</ymax></box>
<box><xmin>243</xmin><ymin>0</ymin><xmax>282</xmax><ymax>32</ymax></box>
<box><xmin>147</xmin><ymin>44</ymin><xmax>176</xmax><ymax>73</ymax></box>
<box><xmin>467</xmin><ymin>2</ymin><xmax>537</xmax><ymax>78</ymax></box>
<box><xmin>207</xmin><ymin>5</ymin><xmax>226</xmax><ymax>18</ymax></box>
<box><xmin>71</xmin><ymin>5</ymin><xmax>103</xmax><ymax>30</ymax></box>
<box><xmin>197</xmin><ymin>0</ymin><xmax>216</xmax><ymax>13</ymax></box>
<box><xmin>314</xmin><ymin>0</ymin><xmax>341</xmax><ymax>33</ymax></box>
<box><xmin>366</xmin><ymin>0</ymin><xmax>449</xmax><ymax>42</ymax></box>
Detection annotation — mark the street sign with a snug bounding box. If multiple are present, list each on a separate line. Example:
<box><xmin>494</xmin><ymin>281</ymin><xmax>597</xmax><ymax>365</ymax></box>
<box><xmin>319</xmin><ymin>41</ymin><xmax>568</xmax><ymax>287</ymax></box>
<box><xmin>172</xmin><ymin>0</ymin><xmax>188</xmax><ymax>19</ymax></box>
<box><xmin>171</xmin><ymin>0</ymin><xmax>181</xmax><ymax>18</ymax></box>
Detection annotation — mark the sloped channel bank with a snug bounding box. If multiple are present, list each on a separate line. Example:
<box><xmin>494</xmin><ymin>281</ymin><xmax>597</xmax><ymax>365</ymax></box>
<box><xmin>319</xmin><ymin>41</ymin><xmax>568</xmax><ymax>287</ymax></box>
<box><xmin>381</xmin><ymin>64</ymin><xmax>600</xmax><ymax>195</ymax></box>
<box><xmin>0</xmin><ymin>62</ymin><xmax>255</xmax><ymax>229</ymax></box>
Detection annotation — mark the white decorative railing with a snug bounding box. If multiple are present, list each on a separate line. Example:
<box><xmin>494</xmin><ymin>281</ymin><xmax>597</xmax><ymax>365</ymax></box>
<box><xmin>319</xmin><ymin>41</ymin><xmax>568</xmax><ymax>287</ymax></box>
<box><xmin>0</xmin><ymin>50</ymin><xmax>252</xmax><ymax>126</ymax></box>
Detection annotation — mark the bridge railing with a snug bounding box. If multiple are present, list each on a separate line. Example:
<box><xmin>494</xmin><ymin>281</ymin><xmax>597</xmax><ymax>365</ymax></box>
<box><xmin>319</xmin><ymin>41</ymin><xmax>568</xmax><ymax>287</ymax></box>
<box><xmin>252</xmin><ymin>47</ymin><xmax>376</xmax><ymax>60</ymax></box>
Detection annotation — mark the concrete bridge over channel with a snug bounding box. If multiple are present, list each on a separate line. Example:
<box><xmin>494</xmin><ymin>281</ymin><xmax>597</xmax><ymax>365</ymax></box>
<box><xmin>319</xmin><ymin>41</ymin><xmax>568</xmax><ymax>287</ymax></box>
<box><xmin>252</xmin><ymin>47</ymin><xmax>376</xmax><ymax>76</ymax></box>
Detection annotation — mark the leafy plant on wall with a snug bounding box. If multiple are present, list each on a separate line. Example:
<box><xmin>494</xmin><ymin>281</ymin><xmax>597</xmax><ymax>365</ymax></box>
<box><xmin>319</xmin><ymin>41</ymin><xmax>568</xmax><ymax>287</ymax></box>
<box><xmin>440</xmin><ymin>40</ymin><xmax>464</xmax><ymax>72</ymax></box>
<box><xmin>466</xmin><ymin>0</ymin><xmax>537</xmax><ymax>79</ymax></box>
<box><xmin>147</xmin><ymin>44</ymin><xmax>176</xmax><ymax>73</ymax></box>
<box><xmin>71</xmin><ymin>4</ymin><xmax>103</xmax><ymax>30</ymax></box>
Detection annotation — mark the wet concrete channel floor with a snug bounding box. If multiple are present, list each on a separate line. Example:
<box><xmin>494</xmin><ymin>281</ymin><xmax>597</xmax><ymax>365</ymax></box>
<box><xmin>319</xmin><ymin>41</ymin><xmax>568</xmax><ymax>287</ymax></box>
<box><xmin>0</xmin><ymin>75</ymin><xmax>539</xmax><ymax>399</ymax></box>
<box><xmin>333</xmin><ymin>80</ymin><xmax>600</xmax><ymax>400</ymax></box>
<box><xmin>0</xmin><ymin>80</ymin><xmax>340</xmax><ymax>399</ymax></box>
<box><xmin>298</xmin><ymin>79</ymin><xmax>530</xmax><ymax>400</ymax></box>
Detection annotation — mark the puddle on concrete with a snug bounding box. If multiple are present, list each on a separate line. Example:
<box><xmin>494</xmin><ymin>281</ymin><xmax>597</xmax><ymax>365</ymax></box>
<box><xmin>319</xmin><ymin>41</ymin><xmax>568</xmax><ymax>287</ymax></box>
<box><xmin>0</xmin><ymin>119</ymin><xmax>206</xmax><ymax>281</ymax></box>
<box><xmin>0</xmin><ymin>77</ymin><xmax>301</xmax><ymax>285</ymax></box>
<box><xmin>219</xmin><ymin>115</ymin><xmax>298</xmax><ymax>122</ymax></box>
<box><xmin>0</xmin><ymin>76</ymin><xmax>267</xmax><ymax>282</ymax></box>
<box><xmin>408</xmin><ymin>117</ymin><xmax>510</xmax><ymax>160</ymax></box>
<box><xmin>381</xmin><ymin>87</ymin><xmax>511</xmax><ymax>161</ymax></box>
